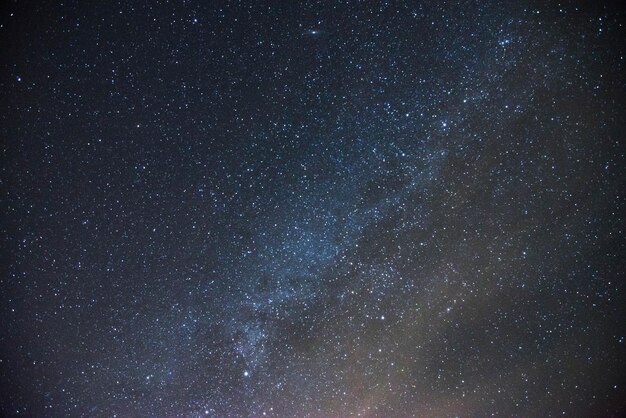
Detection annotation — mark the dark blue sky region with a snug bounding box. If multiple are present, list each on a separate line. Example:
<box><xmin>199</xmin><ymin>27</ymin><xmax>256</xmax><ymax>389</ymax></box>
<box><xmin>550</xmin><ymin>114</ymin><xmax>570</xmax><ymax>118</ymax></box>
<box><xmin>1</xmin><ymin>1</ymin><xmax>625</xmax><ymax>416</ymax></box>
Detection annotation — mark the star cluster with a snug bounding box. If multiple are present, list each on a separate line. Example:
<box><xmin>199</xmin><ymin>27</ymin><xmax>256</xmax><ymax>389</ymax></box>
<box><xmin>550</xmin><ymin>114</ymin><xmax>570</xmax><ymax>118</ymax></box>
<box><xmin>1</xmin><ymin>1</ymin><xmax>625</xmax><ymax>416</ymax></box>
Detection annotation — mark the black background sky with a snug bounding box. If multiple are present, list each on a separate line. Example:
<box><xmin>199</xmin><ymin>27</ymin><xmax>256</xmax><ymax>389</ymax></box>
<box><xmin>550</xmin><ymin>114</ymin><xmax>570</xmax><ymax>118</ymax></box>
<box><xmin>1</xmin><ymin>1</ymin><xmax>625</xmax><ymax>416</ymax></box>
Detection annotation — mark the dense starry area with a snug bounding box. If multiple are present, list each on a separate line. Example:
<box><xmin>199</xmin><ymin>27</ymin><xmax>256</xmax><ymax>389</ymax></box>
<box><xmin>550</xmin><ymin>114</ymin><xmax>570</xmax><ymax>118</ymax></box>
<box><xmin>1</xmin><ymin>1</ymin><xmax>625</xmax><ymax>416</ymax></box>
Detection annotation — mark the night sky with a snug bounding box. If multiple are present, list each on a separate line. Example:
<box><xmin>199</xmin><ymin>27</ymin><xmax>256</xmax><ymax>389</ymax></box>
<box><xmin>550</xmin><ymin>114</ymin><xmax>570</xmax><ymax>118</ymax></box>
<box><xmin>2</xmin><ymin>1</ymin><xmax>626</xmax><ymax>417</ymax></box>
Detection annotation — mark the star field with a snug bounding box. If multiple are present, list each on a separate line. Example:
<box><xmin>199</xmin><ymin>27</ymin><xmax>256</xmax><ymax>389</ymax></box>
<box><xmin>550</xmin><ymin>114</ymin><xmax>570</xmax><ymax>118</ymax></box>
<box><xmin>1</xmin><ymin>1</ymin><xmax>625</xmax><ymax>416</ymax></box>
